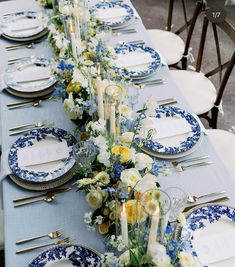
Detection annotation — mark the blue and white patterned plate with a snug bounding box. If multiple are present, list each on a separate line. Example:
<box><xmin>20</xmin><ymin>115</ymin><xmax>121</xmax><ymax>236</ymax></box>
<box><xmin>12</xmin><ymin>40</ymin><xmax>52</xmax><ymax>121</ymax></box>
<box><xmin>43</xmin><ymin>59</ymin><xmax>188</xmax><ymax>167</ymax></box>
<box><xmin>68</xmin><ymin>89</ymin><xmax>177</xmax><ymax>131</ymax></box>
<box><xmin>28</xmin><ymin>244</ymin><xmax>101</xmax><ymax>267</ymax></box>
<box><xmin>135</xmin><ymin>106</ymin><xmax>201</xmax><ymax>156</ymax></box>
<box><xmin>1</xmin><ymin>11</ymin><xmax>46</xmax><ymax>38</ymax></box>
<box><xmin>114</xmin><ymin>43</ymin><xmax>161</xmax><ymax>79</ymax></box>
<box><xmin>90</xmin><ymin>2</ymin><xmax>134</xmax><ymax>27</ymax></box>
<box><xmin>8</xmin><ymin>127</ymin><xmax>77</xmax><ymax>183</ymax></box>
<box><xmin>4</xmin><ymin>57</ymin><xmax>56</xmax><ymax>93</ymax></box>
<box><xmin>178</xmin><ymin>205</ymin><xmax>235</xmax><ymax>267</ymax></box>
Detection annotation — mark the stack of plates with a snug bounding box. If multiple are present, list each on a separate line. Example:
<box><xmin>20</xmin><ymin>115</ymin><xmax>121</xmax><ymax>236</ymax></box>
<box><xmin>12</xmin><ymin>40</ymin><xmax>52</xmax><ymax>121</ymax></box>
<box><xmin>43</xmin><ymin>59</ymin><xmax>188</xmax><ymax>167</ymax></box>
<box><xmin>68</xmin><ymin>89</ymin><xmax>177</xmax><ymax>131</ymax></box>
<box><xmin>176</xmin><ymin>204</ymin><xmax>235</xmax><ymax>267</ymax></box>
<box><xmin>90</xmin><ymin>2</ymin><xmax>134</xmax><ymax>29</ymax></box>
<box><xmin>114</xmin><ymin>43</ymin><xmax>162</xmax><ymax>80</ymax></box>
<box><xmin>28</xmin><ymin>244</ymin><xmax>101</xmax><ymax>266</ymax></box>
<box><xmin>4</xmin><ymin>57</ymin><xmax>56</xmax><ymax>98</ymax></box>
<box><xmin>0</xmin><ymin>11</ymin><xmax>48</xmax><ymax>42</ymax></box>
<box><xmin>8</xmin><ymin>127</ymin><xmax>78</xmax><ymax>190</ymax></box>
<box><xmin>135</xmin><ymin>106</ymin><xmax>202</xmax><ymax>159</ymax></box>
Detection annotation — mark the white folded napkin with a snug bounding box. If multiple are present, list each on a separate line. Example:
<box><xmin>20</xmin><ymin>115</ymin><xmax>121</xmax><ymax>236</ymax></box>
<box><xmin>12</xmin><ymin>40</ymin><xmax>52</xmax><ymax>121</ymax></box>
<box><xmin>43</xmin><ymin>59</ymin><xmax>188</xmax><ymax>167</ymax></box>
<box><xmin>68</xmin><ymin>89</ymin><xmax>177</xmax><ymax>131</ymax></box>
<box><xmin>17</xmin><ymin>140</ymin><xmax>69</xmax><ymax>167</ymax></box>
<box><xmin>8</xmin><ymin>18</ymin><xmax>41</xmax><ymax>32</ymax></box>
<box><xmin>96</xmin><ymin>7</ymin><xmax>127</xmax><ymax>20</ymax></box>
<box><xmin>12</xmin><ymin>66</ymin><xmax>51</xmax><ymax>83</ymax></box>
<box><xmin>140</xmin><ymin>117</ymin><xmax>192</xmax><ymax>140</ymax></box>
<box><xmin>192</xmin><ymin>226</ymin><xmax>235</xmax><ymax>265</ymax></box>
<box><xmin>116</xmin><ymin>51</ymin><xmax>153</xmax><ymax>68</ymax></box>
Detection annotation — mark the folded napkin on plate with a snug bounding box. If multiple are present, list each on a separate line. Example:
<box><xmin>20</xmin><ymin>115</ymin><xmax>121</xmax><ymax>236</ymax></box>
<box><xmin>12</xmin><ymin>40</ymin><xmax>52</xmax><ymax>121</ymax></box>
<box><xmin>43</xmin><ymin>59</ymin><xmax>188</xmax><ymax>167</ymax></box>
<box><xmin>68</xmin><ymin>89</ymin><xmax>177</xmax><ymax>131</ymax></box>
<box><xmin>116</xmin><ymin>52</ymin><xmax>153</xmax><ymax>68</ymax></box>
<box><xmin>12</xmin><ymin>66</ymin><xmax>51</xmax><ymax>83</ymax></box>
<box><xmin>9</xmin><ymin>19</ymin><xmax>41</xmax><ymax>32</ymax></box>
<box><xmin>96</xmin><ymin>7</ymin><xmax>127</xmax><ymax>20</ymax></box>
<box><xmin>17</xmin><ymin>140</ymin><xmax>69</xmax><ymax>167</ymax></box>
<box><xmin>192</xmin><ymin>227</ymin><xmax>235</xmax><ymax>265</ymax></box>
<box><xmin>140</xmin><ymin>117</ymin><xmax>192</xmax><ymax>140</ymax></box>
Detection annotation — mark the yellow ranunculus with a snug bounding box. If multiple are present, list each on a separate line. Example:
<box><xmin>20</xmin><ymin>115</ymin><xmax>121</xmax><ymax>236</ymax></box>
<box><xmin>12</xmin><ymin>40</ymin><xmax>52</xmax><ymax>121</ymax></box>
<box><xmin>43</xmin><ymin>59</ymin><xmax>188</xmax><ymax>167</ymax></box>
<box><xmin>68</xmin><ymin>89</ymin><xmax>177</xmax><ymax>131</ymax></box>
<box><xmin>98</xmin><ymin>221</ymin><xmax>110</xmax><ymax>234</ymax></box>
<box><xmin>83</xmin><ymin>51</ymin><xmax>96</xmax><ymax>60</ymax></box>
<box><xmin>124</xmin><ymin>200</ymin><xmax>147</xmax><ymax>224</ymax></box>
<box><xmin>111</xmin><ymin>145</ymin><xmax>131</xmax><ymax>163</ymax></box>
<box><xmin>66</xmin><ymin>82</ymin><xmax>81</xmax><ymax>94</ymax></box>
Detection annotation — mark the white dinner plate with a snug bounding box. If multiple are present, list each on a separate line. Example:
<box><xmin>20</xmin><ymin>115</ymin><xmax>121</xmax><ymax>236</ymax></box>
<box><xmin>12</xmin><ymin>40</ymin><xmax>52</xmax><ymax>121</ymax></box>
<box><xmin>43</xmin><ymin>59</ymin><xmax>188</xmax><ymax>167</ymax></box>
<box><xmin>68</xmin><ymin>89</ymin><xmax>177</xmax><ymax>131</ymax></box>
<box><xmin>176</xmin><ymin>204</ymin><xmax>235</xmax><ymax>267</ymax></box>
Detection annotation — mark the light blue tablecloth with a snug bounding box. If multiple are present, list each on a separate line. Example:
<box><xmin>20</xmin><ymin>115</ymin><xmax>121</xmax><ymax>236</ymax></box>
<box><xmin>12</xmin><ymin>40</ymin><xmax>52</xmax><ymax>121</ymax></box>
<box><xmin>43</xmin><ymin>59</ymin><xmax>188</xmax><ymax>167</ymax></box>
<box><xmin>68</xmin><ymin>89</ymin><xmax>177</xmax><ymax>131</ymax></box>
<box><xmin>1</xmin><ymin>0</ymin><xmax>235</xmax><ymax>266</ymax></box>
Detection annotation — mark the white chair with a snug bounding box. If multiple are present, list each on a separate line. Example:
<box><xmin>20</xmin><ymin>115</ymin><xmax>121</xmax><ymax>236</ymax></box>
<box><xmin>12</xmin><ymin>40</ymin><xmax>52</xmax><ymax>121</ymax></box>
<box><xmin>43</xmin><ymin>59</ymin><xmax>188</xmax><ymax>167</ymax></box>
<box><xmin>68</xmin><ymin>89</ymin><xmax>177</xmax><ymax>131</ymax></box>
<box><xmin>207</xmin><ymin>129</ymin><xmax>235</xmax><ymax>178</ymax></box>
<box><xmin>170</xmin><ymin>15</ymin><xmax>235</xmax><ymax>128</ymax></box>
<box><xmin>0</xmin><ymin>209</ymin><xmax>3</xmax><ymax>250</ymax></box>
<box><xmin>147</xmin><ymin>0</ymin><xmax>205</xmax><ymax>67</ymax></box>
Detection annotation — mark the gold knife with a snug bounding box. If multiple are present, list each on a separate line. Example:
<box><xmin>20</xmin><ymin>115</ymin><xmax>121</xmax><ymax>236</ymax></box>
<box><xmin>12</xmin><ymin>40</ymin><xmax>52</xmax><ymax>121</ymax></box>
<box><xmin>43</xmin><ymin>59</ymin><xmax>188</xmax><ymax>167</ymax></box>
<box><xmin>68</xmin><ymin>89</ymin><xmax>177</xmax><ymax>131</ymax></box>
<box><xmin>13</xmin><ymin>187</ymin><xmax>71</xmax><ymax>203</ymax></box>
<box><xmin>183</xmin><ymin>196</ymin><xmax>230</xmax><ymax>213</ymax></box>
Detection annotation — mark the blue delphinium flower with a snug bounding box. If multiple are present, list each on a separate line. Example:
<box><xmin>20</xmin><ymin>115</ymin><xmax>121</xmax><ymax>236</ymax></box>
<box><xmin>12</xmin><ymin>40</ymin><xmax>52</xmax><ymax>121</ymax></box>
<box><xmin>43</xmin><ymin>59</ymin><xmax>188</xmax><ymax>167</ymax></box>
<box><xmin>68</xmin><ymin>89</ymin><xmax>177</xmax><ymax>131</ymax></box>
<box><xmin>110</xmin><ymin>162</ymin><xmax>125</xmax><ymax>182</ymax></box>
<box><xmin>52</xmin><ymin>85</ymin><xmax>66</xmax><ymax>99</ymax></box>
<box><xmin>58</xmin><ymin>59</ymin><xmax>74</xmax><ymax>71</ymax></box>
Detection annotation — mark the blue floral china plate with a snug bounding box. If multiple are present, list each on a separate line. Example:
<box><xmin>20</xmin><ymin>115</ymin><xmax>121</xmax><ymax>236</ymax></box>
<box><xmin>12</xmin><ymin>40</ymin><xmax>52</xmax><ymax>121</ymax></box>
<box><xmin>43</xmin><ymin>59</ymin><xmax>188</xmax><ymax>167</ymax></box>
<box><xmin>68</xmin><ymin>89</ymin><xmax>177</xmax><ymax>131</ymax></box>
<box><xmin>176</xmin><ymin>204</ymin><xmax>235</xmax><ymax>267</ymax></box>
<box><xmin>28</xmin><ymin>244</ymin><xmax>101</xmax><ymax>267</ymax></box>
<box><xmin>90</xmin><ymin>2</ymin><xmax>134</xmax><ymax>27</ymax></box>
<box><xmin>1</xmin><ymin>11</ymin><xmax>46</xmax><ymax>39</ymax></box>
<box><xmin>135</xmin><ymin>106</ymin><xmax>201</xmax><ymax>157</ymax></box>
<box><xmin>114</xmin><ymin>43</ymin><xmax>161</xmax><ymax>79</ymax></box>
<box><xmin>4</xmin><ymin>57</ymin><xmax>56</xmax><ymax>93</ymax></box>
<box><xmin>8</xmin><ymin>127</ymin><xmax>77</xmax><ymax>183</ymax></box>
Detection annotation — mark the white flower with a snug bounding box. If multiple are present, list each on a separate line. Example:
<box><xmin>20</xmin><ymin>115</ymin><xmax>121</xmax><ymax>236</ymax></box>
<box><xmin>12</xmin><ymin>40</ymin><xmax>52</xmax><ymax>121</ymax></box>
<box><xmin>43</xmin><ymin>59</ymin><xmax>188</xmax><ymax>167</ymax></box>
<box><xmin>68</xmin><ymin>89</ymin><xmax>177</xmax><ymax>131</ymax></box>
<box><xmin>120</xmin><ymin>168</ymin><xmax>141</xmax><ymax>188</ymax></box>
<box><xmin>135</xmin><ymin>173</ymin><xmax>157</xmax><ymax>193</ymax></box>
<box><xmin>87</xmin><ymin>119</ymin><xmax>106</xmax><ymax>134</ymax></box>
<box><xmin>119</xmin><ymin>104</ymin><xmax>132</xmax><ymax>119</ymax></box>
<box><xmin>101</xmin><ymin>252</ymin><xmax>119</xmax><ymax>266</ymax></box>
<box><xmin>84</xmin><ymin>212</ymin><xmax>92</xmax><ymax>224</ymax></box>
<box><xmin>48</xmin><ymin>23</ymin><xmax>57</xmax><ymax>34</ymax></box>
<box><xmin>177</xmin><ymin>212</ymin><xmax>186</xmax><ymax>226</ymax></box>
<box><xmin>119</xmin><ymin>132</ymin><xmax>134</xmax><ymax>145</ymax></box>
<box><xmin>94</xmin><ymin>171</ymin><xmax>110</xmax><ymax>185</ymax></box>
<box><xmin>95</xmin><ymin>215</ymin><xmax>103</xmax><ymax>225</ymax></box>
<box><xmin>150</xmin><ymin>242</ymin><xmax>171</xmax><ymax>267</ymax></box>
<box><xmin>119</xmin><ymin>250</ymin><xmax>130</xmax><ymax>265</ymax></box>
<box><xmin>97</xmin><ymin>151</ymin><xmax>111</xmax><ymax>167</ymax></box>
<box><xmin>86</xmin><ymin>190</ymin><xmax>104</xmax><ymax>209</ymax></box>
<box><xmin>179</xmin><ymin>251</ymin><xmax>202</xmax><ymax>267</ymax></box>
<box><xmin>72</xmin><ymin>68</ymin><xmax>88</xmax><ymax>88</ymax></box>
<box><xmin>92</xmin><ymin>135</ymin><xmax>107</xmax><ymax>148</ymax></box>
<box><xmin>134</xmin><ymin>153</ymin><xmax>153</xmax><ymax>170</ymax></box>
<box><xmin>59</xmin><ymin>4</ymin><xmax>73</xmax><ymax>16</ymax></box>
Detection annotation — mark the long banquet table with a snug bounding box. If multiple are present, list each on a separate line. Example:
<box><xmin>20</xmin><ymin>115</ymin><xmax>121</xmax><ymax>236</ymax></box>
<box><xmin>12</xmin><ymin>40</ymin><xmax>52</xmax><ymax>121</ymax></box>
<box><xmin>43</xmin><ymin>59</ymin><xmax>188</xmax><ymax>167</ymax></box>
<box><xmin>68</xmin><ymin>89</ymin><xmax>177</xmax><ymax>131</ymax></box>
<box><xmin>1</xmin><ymin>0</ymin><xmax>235</xmax><ymax>266</ymax></box>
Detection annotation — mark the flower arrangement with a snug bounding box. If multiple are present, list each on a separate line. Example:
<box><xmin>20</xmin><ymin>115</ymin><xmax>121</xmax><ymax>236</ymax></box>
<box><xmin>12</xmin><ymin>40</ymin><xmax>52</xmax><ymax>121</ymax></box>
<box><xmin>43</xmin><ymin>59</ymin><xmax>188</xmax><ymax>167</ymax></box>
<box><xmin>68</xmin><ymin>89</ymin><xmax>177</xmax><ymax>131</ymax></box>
<box><xmin>39</xmin><ymin>0</ymin><xmax>53</xmax><ymax>8</ymax></box>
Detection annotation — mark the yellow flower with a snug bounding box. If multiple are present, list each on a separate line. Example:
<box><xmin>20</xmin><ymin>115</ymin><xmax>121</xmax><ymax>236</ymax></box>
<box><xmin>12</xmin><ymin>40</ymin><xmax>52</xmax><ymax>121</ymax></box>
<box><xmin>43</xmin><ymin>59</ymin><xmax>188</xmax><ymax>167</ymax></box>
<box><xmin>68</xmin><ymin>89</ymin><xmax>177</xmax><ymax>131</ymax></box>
<box><xmin>124</xmin><ymin>200</ymin><xmax>147</xmax><ymax>224</ymax></box>
<box><xmin>83</xmin><ymin>51</ymin><xmax>96</xmax><ymax>60</ymax></box>
<box><xmin>66</xmin><ymin>81</ymin><xmax>81</xmax><ymax>94</ymax></box>
<box><xmin>111</xmin><ymin>145</ymin><xmax>131</xmax><ymax>163</ymax></box>
<box><xmin>83</xmin><ymin>60</ymin><xmax>94</xmax><ymax>66</ymax></box>
<box><xmin>98</xmin><ymin>221</ymin><xmax>110</xmax><ymax>234</ymax></box>
<box><xmin>109</xmin><ymin>211</ymin><xmax>116</xmax><ymax>221</ymax></box>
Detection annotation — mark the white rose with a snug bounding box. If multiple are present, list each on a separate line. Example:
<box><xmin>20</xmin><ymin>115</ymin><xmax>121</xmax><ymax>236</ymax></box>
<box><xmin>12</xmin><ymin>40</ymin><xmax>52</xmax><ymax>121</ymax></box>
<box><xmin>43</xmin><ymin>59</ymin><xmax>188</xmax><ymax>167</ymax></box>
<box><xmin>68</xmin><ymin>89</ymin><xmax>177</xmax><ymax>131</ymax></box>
<box><xmin>134</xmin><ymin>153</ymin><xmax>153</xmax><ymax>170</ymax></box>
<box><xmin>94</xmin><ymin>171</ymin><xmax>110</xmax><ymax>185</ymax></box>
<box><xmin>97</xmin><ymin>151</ymin><xmax>111</xmax><ymax>167</ymax></box>
<box><xmin>92</xmin><ymin>135</ymin><xmax>107</xmax><ymax>148</ymax></box>
<box><xmin>86</xmin><ymin>190</ymin><xmax>104</xmax><ymax>209</ymax></box>
<box><xmin>150</xmin><ymin>242</ymin><xmax>171</xmax><ymax>267</ymax></box>
<box><xmin>135</xmin><ymin>173</ymin><xmax>157</xmax><ymax>193</ymax></box>
<box><xmin>120</xmin><ymin>168</ymin><xmax>141</xmax><ymax>188</ymax></box>
<box><xmin>119</xmin><ymin>132</ymin><xmax>134</xmax><ymax>145</ymax></box>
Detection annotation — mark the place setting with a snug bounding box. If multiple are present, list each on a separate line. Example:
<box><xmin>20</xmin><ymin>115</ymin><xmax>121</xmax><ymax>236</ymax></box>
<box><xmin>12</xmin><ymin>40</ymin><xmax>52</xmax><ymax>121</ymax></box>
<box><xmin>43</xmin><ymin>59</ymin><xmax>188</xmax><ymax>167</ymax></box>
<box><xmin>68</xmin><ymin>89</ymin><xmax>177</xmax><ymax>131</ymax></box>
<box><xmin>0</xmin><ymin>127</ymin><xmax>78</xmax><ymax>191</ymax></box>
<box><xmin>0</xmin><ymin>11</ymin><xmax>48</xmax><ymax>42</ymax></box>
<box><xmin>2</xmin><ymin>56</ymin><xmax>57</xmax><ymax>98</ymax></box>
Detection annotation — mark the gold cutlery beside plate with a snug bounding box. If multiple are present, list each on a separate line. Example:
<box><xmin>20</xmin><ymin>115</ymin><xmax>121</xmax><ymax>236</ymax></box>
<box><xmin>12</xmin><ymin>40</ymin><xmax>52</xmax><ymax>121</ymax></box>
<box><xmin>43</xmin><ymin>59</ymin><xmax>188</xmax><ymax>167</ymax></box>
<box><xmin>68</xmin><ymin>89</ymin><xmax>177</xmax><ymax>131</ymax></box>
<box><xmin>187</xmin><ymin>190</ymin><xmax>226</xmax><ymax>203</ymax></box>
<box><xmin>16</xmin><ymin>228</ymin><xmax>64</xmax><ymax>245</ymax></box>
<box><xmin>16</xmin><ymin>237</ymin><xmax>74</xmax><ymax>254</ymax></box>
<box><xmin>176</xmin><ymin>161</ymin><xmax>213</xmax><ymax>172</ymax></box>
<box><xmin>14</xmin><ymin>193</ymin><xmax>56</xmax><ymax>207</ymax></box>
<box><xmin>183</xmin><ymin>196</ymin><xmax>231</xmax><ymax>213</ymax></box>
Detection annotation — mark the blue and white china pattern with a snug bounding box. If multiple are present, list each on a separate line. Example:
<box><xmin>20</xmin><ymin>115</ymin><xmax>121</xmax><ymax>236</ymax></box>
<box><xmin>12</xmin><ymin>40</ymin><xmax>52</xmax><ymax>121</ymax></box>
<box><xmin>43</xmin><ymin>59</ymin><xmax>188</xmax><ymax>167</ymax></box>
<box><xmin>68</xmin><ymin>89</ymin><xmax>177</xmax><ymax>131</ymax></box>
<box><xmin>28</xmin><ymin>244</ymin><xmax>101</xmax><ymax>267</ymax></box>
<box><xmin>135</xmin><ymin>106</ymin><xmax>201</xmax><ymax>155</ymax></box>
<box><xmin>4</xmin><ymin>57</ymin><xmax>57</xmax><ymax>92</ymax></box>
<box><xmin>180</xmin><ymin>205</ymin><xmax>235</xmax><ymax>266</ymax></box>
<box><xmin>1</xmin><ymin>11</ymin><xmax>45</xmax><ymax>38</ymax></box>
<box><xmin>114</xmin><ymin>43</ymin><xmax>161</xmax><ymax>78</ymax></box>
<box><xmin>90</xmin><ymin>2</ymin><xmax>134</xmax><ymax>27</ymax></box>
<box><xmin>8</xmin><ymin>127</ymin><xmax>77</xmax><ymax>183</ymax></box>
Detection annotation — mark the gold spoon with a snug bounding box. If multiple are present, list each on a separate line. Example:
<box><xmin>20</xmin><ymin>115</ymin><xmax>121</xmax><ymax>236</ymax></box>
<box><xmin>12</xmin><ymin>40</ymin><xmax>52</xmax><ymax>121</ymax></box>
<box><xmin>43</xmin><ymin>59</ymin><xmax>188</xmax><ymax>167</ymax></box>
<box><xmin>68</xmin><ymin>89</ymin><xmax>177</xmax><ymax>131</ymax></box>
<box><xmin>14</xmin><ymin>194</ymin><xmax>56</xmax><ymax>207</ymax></box>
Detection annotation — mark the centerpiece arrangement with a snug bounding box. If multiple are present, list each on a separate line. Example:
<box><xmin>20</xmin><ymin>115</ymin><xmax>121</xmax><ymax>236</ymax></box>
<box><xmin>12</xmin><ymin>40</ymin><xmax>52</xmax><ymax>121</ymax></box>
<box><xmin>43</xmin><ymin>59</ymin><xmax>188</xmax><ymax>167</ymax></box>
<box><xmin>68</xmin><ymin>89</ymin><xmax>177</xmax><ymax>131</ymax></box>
<box><xmin>38</xmin><ymin>0</ymin><xmax>203</xmax><ymax>266</ymax></box>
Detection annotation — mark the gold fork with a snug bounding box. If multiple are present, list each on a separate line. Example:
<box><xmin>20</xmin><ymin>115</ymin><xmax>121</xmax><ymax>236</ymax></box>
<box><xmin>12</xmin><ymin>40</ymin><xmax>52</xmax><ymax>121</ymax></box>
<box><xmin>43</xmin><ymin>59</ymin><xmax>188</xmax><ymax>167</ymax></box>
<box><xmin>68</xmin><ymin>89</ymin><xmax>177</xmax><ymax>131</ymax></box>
<box><xmin>16</xmin><ymin>237</ymin><xmax>74</xmax><ymax>254</ymax></box>
<box><xmin>177</xmin><ymin>161</ymin><xmax>213</xmax><ymax>172</ymax></box>
<box><xmin>16</xmin><ymin>228</ymin><xmax>64</xmax><ymax>245</ymax></box>
<box><xmin>171</xmin><ymin>156</ymin><xmax>209</xmax><ymax>168</ymax></box>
